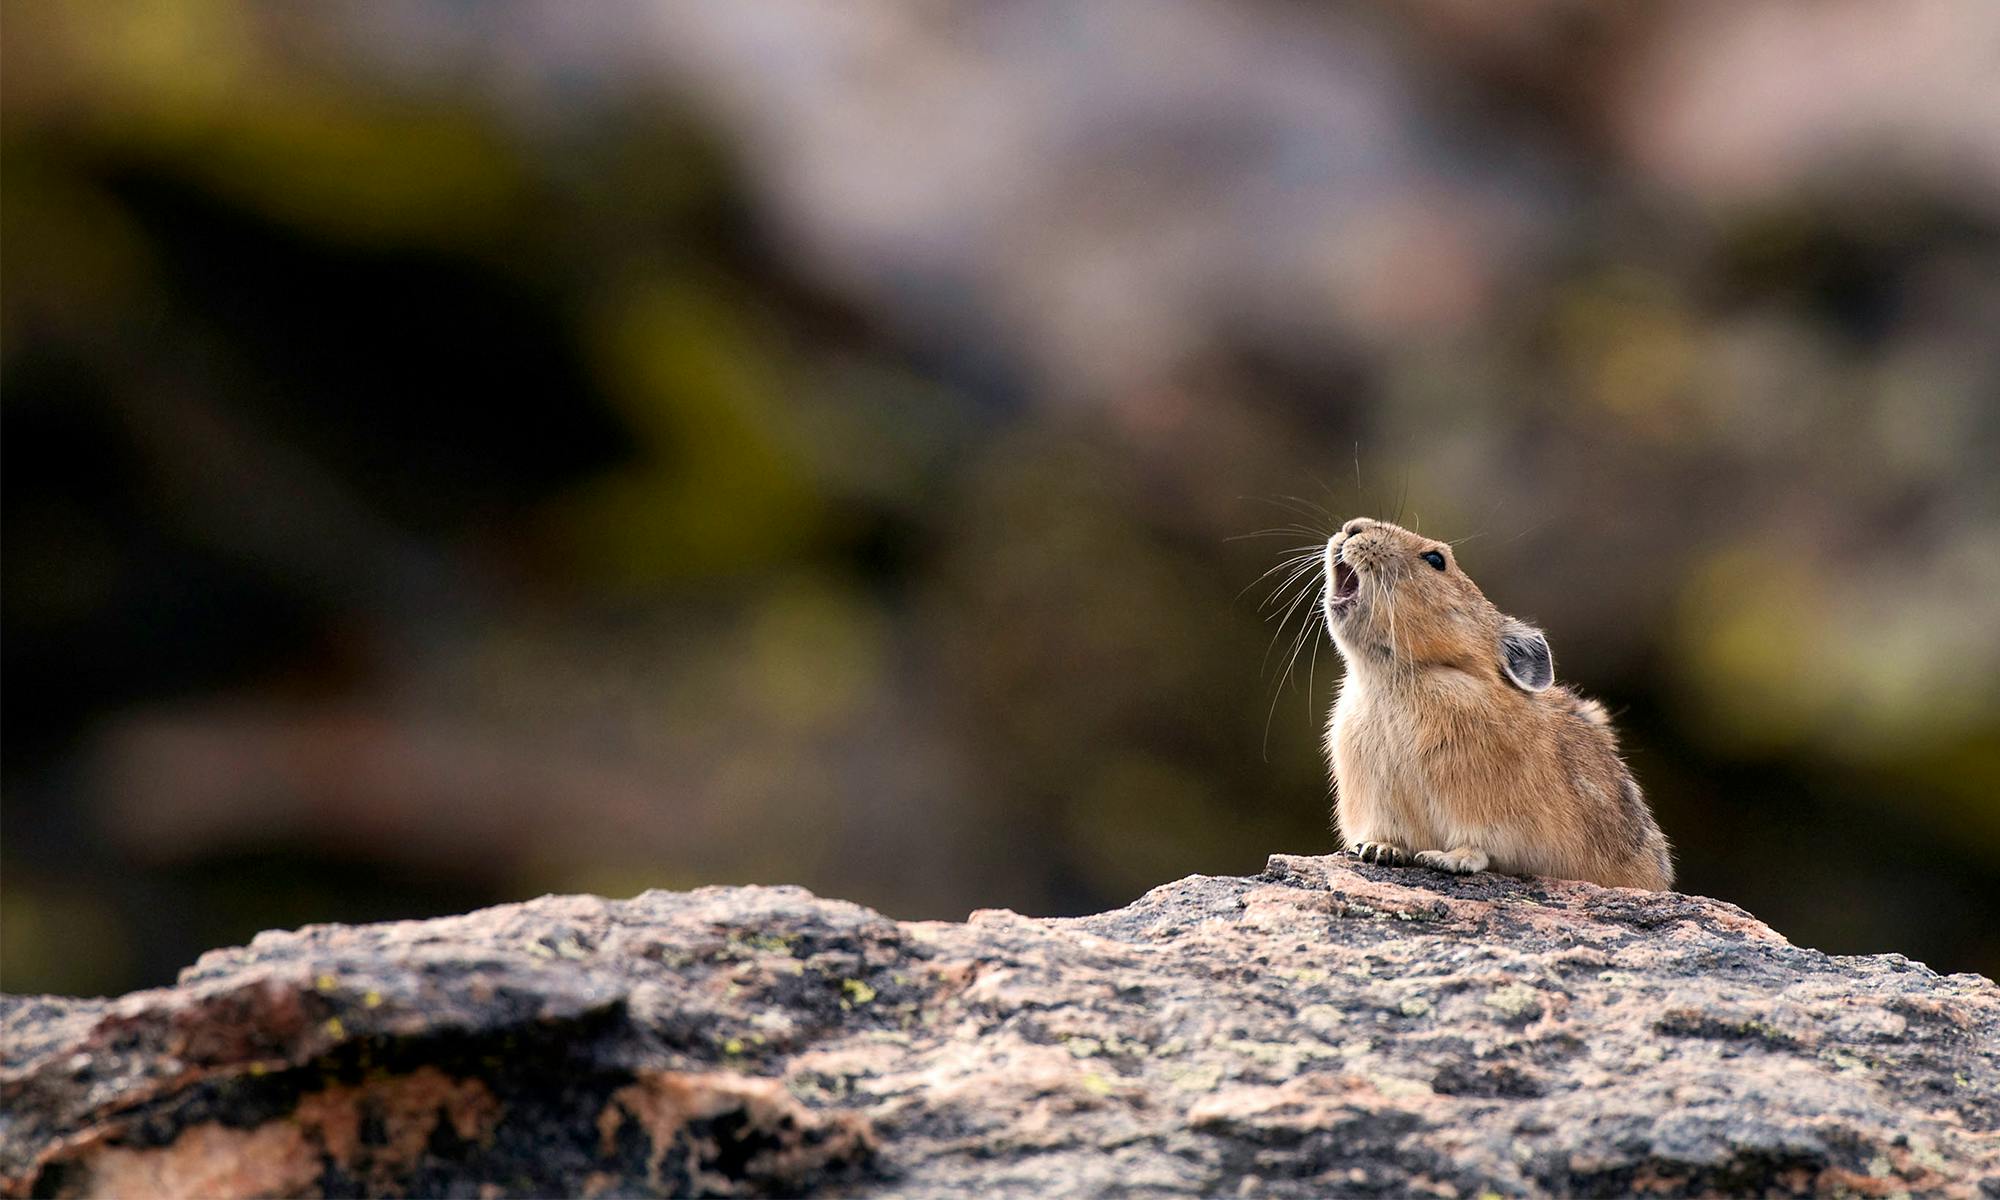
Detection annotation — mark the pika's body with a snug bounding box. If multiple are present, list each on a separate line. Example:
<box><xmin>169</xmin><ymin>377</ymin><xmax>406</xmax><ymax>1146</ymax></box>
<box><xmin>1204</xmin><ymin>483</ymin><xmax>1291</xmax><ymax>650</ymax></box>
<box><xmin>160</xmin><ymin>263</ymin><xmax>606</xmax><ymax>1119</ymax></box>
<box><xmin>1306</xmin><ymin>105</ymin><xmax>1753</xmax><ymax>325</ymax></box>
<box><xmin>1322</xmin><ymin>518</ymin><xmax>1672</xmax><ymax>890</ymax></box>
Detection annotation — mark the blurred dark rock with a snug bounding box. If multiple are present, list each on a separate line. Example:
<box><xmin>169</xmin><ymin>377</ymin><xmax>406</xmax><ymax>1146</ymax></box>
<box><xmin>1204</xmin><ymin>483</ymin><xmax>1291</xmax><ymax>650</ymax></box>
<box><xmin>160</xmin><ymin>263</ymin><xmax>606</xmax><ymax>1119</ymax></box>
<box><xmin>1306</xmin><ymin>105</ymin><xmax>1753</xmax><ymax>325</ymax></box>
<box><xmin>3</xmin><ymin>856</ymin><xmax>1996</xmax><ymax>1198</ymax></box>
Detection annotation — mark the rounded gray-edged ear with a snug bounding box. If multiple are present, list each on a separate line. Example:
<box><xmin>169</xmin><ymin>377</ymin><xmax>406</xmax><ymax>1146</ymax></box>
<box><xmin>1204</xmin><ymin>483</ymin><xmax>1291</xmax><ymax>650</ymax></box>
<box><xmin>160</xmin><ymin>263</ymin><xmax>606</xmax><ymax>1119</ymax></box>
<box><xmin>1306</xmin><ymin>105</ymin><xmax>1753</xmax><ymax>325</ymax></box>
<box><xmin>1499</xmin><ymin>619</ymin><xmax>1554</xmax><ymax>692</ymax></box>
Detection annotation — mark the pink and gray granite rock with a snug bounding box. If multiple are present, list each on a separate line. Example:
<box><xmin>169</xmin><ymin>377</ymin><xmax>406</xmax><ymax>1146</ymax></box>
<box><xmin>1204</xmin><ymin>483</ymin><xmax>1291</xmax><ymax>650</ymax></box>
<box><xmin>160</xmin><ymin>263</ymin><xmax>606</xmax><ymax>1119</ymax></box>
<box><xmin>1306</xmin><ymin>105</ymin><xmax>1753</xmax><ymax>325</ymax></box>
<box><xmin>4</xmin><ymin>854</ymin><xmax>1996</xmax><ymax>1197</ymax></box>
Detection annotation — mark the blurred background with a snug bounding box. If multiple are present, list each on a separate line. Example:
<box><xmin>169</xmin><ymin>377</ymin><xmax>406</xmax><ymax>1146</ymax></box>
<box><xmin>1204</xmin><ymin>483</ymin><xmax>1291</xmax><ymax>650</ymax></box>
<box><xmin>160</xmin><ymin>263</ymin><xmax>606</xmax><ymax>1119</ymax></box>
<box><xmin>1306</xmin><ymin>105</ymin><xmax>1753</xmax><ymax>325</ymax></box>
<box><xmin>4</xmin><ymin>2</ymin><xmax>1997</xmax><ymax>997</ymax></box>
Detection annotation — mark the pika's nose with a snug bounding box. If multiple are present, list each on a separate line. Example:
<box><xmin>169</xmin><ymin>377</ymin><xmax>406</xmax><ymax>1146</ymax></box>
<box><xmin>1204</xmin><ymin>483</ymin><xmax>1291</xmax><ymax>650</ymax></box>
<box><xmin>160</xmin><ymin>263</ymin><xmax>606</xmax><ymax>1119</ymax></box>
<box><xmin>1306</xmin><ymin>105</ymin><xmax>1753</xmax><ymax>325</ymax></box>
<box><xmin>1342</xmin><ymin>518</ymin><xmax>1375</xmax><ymax>537</ymax></box>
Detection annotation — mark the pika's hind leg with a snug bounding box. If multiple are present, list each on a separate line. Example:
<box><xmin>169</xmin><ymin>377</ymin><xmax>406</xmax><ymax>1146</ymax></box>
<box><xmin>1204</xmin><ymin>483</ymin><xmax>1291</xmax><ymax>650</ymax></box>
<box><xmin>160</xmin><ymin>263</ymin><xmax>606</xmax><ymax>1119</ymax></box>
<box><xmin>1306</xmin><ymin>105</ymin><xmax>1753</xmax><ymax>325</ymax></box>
<box><xmin>1348</xmin><ymin>841</ymin><xmax>1410</xmax><ymax>867</ymax></box>
<box><xmin>1415</xmin><ymin>847</ymin><xmax>1489</xmax><ymax>875</ymax></box>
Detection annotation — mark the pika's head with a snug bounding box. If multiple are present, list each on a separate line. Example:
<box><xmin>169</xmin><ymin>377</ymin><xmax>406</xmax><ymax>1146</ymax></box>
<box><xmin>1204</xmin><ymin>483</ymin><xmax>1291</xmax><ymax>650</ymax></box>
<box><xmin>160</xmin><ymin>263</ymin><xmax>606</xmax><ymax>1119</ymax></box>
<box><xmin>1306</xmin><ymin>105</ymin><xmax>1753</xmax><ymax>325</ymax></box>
<box><xmin>1323</xmin><ymin>517</ymin><xmax>1552</xmax><ymax>692</ymax></box>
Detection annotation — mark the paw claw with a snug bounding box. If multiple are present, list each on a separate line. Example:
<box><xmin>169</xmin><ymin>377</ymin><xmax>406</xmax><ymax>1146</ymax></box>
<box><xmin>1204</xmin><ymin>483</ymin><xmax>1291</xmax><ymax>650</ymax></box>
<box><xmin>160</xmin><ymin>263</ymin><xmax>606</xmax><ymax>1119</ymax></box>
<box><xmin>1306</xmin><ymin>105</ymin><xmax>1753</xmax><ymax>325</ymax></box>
<box><xmin>1414</xmin><ymin>848</ymin><xmax>1488</xmax><ymax>875</ymax></box>
<box><xmin>1348</xmin><ymin>842</ymin><xmax>1409</xmax><ymax>867</ymax></box>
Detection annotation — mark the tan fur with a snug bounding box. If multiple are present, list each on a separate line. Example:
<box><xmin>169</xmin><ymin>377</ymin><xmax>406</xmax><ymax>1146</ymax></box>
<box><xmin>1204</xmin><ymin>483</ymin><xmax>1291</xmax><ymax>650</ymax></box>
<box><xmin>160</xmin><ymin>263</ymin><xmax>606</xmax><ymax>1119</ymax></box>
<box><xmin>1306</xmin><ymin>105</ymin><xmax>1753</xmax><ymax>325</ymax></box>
<box><xmin>1321</xmin><ymin>518</ymin><xmax>1673</xmax><ymax>890</ymax></box>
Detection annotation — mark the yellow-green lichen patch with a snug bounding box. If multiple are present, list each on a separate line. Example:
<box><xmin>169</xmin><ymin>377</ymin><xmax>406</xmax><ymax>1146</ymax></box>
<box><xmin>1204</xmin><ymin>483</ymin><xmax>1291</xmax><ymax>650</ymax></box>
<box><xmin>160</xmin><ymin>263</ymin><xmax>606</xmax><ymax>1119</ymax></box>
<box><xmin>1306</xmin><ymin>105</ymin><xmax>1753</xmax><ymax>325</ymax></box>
<box><xmin>738</xmin><ymin>932</ymin><xmax>799</xmax><ymax>954</ymax></box>
<box><xmin>1061</xmin><ymin>1032</ymin><xmax>1149</xmax><ymax>1059</ymax></box>
<box><xmin>1363</xmin><ymin>1072</ymin><xmax>1434</xmax><ymax>1100</ymax></box>
<box><xmin>1214</xmin><ymin>1037</ymin><xmax>1345</xmax><ymax>1076</ymax></box>
<box><xmin>710</xmin><ymin>932</ymin><xmax>801</xmax><ymax>963</ymax></box>
<box><xmin>1907</xmin><ymin>1136</ymin><xmax>1949</xmax><ymax>1174</ymax></box>
<box><xmin>1483</xmin><ymin>984</ymin><xmax>1543</xmax><ymax>1022</ymax></box>
<box><xmin>840</xmin><ymin>978</ymin><xmax>877</xmax><ymax>1007</ymax></box>
<box><xmin>1295</xmin><ymin>1003</ymin><xmax>1344</xmax><ymax>1034</ymax></box>
<box><xmin>1167</xmin><ymin>1063</ymin><xmax>1225</xmax><ymax>1092</ymax></box>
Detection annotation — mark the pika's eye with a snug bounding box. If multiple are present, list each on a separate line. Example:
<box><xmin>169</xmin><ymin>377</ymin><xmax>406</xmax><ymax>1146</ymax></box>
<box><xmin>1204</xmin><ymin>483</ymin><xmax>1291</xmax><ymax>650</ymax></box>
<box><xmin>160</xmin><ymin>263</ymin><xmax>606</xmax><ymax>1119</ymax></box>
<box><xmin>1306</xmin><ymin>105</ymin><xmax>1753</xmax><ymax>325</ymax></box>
<box><xmin>1421</xmin><ymin>550</ymin><xmax>1446</xmax><ymax>571</ymax></box>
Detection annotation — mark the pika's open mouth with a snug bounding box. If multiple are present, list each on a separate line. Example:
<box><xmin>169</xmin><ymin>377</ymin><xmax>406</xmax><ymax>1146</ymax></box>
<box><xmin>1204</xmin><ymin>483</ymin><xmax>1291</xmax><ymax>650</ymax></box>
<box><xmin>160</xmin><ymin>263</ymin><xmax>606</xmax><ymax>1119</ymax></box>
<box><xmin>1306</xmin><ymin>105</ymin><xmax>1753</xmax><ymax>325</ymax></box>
<box><xmin>1329</xmin><ymin>556</ymin><xmax>1360</xmax><ymax>610</ymax></box>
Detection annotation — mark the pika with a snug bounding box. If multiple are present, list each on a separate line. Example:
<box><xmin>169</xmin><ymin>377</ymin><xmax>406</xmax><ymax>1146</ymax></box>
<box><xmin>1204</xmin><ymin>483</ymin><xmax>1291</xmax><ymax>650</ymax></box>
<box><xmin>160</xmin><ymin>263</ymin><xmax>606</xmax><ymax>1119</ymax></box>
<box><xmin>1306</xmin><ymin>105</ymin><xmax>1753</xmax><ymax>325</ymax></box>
<box><xmin>1321</xmin><ymin>517</ymin><xmax>1672</xmax><ymax>890</ymax></box>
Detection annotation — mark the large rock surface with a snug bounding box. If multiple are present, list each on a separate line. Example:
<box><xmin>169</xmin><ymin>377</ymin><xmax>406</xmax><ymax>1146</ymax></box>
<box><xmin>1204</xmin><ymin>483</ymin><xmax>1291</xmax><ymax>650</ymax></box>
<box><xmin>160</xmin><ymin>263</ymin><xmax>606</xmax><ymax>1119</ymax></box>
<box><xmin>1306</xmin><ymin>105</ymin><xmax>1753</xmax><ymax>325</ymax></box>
<box><xmin>3</xmin><ymin>855</ymin><xmax>1996</xmax><ymax>1198</ymax></box>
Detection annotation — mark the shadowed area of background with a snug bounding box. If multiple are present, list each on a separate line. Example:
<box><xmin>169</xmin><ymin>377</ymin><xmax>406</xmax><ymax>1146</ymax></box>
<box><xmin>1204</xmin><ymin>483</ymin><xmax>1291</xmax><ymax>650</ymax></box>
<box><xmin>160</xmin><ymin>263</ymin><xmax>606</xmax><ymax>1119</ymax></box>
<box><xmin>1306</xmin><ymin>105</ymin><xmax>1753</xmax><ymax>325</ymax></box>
<box><xmin>3</xmin><ymin>2</ymin><xmax>1996</xmax><ymax>997</ymax></box>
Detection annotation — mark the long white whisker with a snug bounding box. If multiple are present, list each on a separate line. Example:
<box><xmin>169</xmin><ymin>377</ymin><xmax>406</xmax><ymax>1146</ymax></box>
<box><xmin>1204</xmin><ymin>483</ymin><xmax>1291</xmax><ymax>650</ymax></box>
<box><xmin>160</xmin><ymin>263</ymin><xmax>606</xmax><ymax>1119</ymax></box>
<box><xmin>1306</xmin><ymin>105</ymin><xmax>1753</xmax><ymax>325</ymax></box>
<box><xmin>1304</xmin><ymin>604</ymin><xmax>1323</xmax><ymax>724</ymax></box>
<box><xmin>1266</xmin><ymin>574</ymin><xmax>1321</xmax><ymax>641</ymax></box>
<box><xmin>1258</xmin><ymin>558</ymin><xmax>1326</xmax><ymax>615</ymax></box>
<box><xmin>1264</xmin><ymin>554</ymin><xmax>1324</xmax><ymax>606</ymax></box>
<box><xmin>1260</xmin><ymin>573</ymin><xmax>1324</xmax><ymax>675</ymax></box>
<box><xmin>1263</xmin><ymin>581</ymin><xmax>1325</xmax><ymax>758</ymax></box>
<box><xmin>1277</xmin><ymin>493</ymin><xmax>1338</xmax><ymax>524</ymax></box>
<box><xmin>1374</xmin><ymin>572</ymin><xmax>1403</xmax><ymax>689</ymax></box>
<box><xmin>1503</xmin><ymin>517</ymin><xmax>1555</xmax><ymax>545</ymax></box>
<box><xmin>1240</xmin><ymin>549</ymin><xmax>1323</xmax><ymax>601</ymax></box>
<box><xmin>1242</xmin><ymin>496</ymin><xmax>1335</xmax><ymax>532</ymax></box>
<box><xmin>1226</xmin><ymin>525</ymin><xmax>1329</xmax><ymax>543</ymax></box>
<box><xmin>1250</xmin><ymin>546</ymin><xmax>1322</xmax><ymax>579</ymax></box>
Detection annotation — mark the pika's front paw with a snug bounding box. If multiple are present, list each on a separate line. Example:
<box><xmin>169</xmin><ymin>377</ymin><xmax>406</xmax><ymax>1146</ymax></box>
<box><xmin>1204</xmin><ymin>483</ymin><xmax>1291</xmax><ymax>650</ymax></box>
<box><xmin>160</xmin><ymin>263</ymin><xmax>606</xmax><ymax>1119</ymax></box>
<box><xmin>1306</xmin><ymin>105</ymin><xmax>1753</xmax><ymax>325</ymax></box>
<box><xmin>1348</xmin><ymin>841</ymin><xmax>1410</xmax><ymax>867</ymax></box>
<box><xmin>1415</xmin><ymin>847</ymin><xmax>1490</xmax><ymax>875</ymax></box>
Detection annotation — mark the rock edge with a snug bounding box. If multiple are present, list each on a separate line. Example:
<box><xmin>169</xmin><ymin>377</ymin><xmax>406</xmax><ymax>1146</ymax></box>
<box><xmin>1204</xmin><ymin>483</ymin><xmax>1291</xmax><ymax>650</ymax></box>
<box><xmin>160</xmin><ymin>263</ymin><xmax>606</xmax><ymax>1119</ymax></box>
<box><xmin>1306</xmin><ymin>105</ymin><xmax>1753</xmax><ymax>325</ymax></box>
<box><xmin>3</xmin><ymin>854</ymin><xmax>1996</xmax><ymax>1197</ymax></box>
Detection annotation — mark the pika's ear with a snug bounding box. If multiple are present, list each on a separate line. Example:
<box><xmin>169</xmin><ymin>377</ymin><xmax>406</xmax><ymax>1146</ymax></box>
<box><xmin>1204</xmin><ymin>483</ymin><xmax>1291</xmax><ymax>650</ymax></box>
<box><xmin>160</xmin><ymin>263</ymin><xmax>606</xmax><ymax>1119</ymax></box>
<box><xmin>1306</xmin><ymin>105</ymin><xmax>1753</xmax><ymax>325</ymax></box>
<box><xmin>1498</xmin><ymin>619</ymin><xmax>1554</xmax><ymax>692</ymax></box>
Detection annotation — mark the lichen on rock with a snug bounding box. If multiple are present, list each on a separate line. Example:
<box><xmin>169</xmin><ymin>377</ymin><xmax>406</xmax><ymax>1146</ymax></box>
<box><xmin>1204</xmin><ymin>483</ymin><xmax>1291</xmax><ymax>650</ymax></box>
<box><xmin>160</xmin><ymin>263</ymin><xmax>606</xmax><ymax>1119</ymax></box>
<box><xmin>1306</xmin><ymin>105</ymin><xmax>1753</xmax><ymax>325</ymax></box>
<box><xmin>3</xmin><ymin>855</ymin><xmax>1996</xmax><ymax>1197</ymax></box>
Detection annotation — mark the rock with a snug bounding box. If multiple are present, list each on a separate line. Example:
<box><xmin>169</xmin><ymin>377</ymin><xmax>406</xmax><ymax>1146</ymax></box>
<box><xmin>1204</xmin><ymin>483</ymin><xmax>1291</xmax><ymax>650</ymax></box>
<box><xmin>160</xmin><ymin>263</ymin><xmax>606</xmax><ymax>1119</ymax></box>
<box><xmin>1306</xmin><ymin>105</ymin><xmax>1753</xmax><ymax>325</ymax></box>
<box><xmin>3</xmin><ymin>855</ymin><xmax>1996</xmax><ymax>1198</ymax></box>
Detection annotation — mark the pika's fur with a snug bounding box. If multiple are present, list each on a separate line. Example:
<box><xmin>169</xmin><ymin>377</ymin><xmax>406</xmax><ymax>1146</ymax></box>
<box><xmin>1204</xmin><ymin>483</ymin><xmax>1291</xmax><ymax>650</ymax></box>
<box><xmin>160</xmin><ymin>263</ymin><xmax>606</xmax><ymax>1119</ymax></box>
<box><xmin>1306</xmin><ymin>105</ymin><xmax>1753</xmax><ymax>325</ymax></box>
<box><xmin>1322</xmin><ymin>517</ymin><xmax>1672</xmax><ymax>890</ymax></box>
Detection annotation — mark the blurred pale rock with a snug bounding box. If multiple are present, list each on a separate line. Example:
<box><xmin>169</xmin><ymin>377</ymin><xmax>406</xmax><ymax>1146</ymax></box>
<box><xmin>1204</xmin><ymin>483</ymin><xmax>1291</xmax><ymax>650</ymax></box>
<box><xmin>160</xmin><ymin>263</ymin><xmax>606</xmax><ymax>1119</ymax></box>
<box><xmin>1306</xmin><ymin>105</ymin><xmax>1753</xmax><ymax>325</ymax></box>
<box><xmin>4</xmin><ymin>857</ymin><xmax>1996</xmax><ymax>1197</ymax></box>
<box><xmin>632</xmin><ymin>2</ymin><xmax>1546</xmax><ymax>395</ymax></box>
<box><xmin>1620</xmin><ymin>0</ymin><xmax>2000</xmax><ymax>212</ymax></box>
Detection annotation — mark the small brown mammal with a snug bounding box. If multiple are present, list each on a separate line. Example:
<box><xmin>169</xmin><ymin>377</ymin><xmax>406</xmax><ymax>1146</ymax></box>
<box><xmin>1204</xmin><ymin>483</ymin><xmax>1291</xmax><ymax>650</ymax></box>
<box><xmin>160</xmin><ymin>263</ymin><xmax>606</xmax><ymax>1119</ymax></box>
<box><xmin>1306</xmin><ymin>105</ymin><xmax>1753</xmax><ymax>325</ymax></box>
<box><xmin>1322</xmin><ymin>517</ymin><xmax>1672</xmax><ymax>890</ymax></box>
